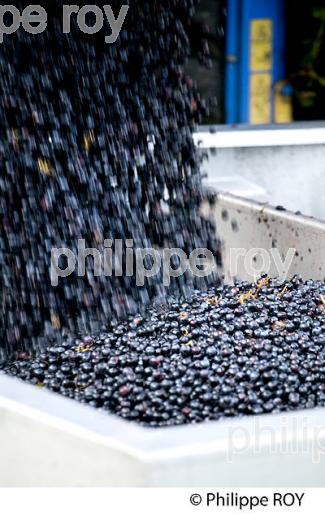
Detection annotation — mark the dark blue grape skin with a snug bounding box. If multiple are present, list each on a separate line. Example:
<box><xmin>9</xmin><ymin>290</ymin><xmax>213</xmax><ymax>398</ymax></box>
<box><xmin>4</xmin><ymin>277</ymin><xmax>325</xmax><ymax>428</ymax></box>
<box><xmin>0</xmin><ymin>0</ymin><xmax>219</xmax><ymax>358</ymax></box>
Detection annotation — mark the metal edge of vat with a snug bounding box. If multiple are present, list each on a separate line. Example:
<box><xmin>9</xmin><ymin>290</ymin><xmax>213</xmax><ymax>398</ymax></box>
<box><xmin>1</xmin><ymin>374</ymin><xmax>325</xmax><ymax>487</ymax></box>
<box><xmin>1</xmin><ymin>193</ymin><xmax>325</xmax><ymax>486</ymax></box>
<box><xmin>210</xmin><ymin>192</ymin><xmax>325</xmax><ymax>283</ymax></box>
<box><xmin>194</xmin><ymin>122</ymin><xmax>325</xmax><ymax>149</ymax></box>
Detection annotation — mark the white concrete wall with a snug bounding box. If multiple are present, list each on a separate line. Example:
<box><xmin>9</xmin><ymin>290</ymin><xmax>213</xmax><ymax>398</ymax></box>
<box><xmin>194</xmin><ymin>124</ymin><xmax>325</xmax><ymax>220</ymax></box>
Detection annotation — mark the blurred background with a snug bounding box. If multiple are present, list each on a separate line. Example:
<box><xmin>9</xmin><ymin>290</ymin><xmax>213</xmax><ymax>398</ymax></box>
<box><xmin>187</xmin><ymin>0</ymin><xmax>325</xmax><ymax>125</ymax></box>
<box><xmin>189</xmin><ymin>0</ymin><xmax>325</xmax><ymax>219</ymax></box>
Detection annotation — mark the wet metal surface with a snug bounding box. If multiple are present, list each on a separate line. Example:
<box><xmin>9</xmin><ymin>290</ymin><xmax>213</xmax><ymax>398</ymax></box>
<box><xmin>213</xmin><ymin>193</ymin><xmax>325</xmax><ymax>283</ymax></box>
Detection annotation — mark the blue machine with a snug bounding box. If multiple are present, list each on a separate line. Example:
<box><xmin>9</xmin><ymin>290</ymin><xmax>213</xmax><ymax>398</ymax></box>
<box><xmin>225</xmin><ymin>0</ymin><xmax>290</xmax><ymax>125</ymax></box>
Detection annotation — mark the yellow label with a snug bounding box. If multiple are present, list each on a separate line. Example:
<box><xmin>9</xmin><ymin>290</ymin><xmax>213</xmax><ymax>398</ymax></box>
<box><xmin>275</xmin><ymin>81</ymin><xmax>293</xmax><ymax>124</ymax></box>
<box><xmin>250</xmin><ymin>73</ymin><xmax>272</xmax><ymax>124</ymax></box>
<box><xmin>250</xmin><ymin>19</ymin><xmax>273</xmax><ymax>72</ymax></box>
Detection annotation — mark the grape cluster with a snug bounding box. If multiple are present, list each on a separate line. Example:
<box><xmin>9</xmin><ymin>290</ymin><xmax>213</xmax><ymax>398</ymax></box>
<box><xmin>4</xmin><ymin>276</ymin><xmax>325</xmax><ymax>427</ymax></box>
<box><xmin>0</xmin><ymin>1</ymin><xmax>220</xmax><ymax>356</ymax></box>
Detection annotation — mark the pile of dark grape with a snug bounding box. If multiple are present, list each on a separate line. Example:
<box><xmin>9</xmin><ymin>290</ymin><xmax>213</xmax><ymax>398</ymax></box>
<box><xmin>0</xmin><ymin>0</ymin><xmax>220</xmax><ymax>357</ymax></box>
<box><xmin>4</xmin><ymin>276</ymin><xmax>325</xmax><ymax>427</ymax></box>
